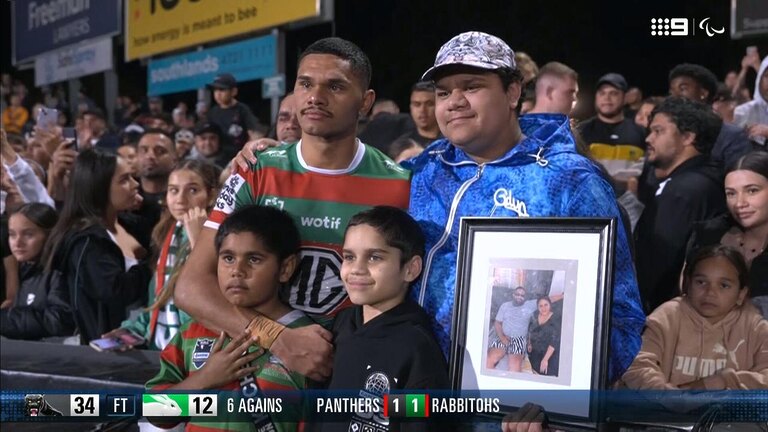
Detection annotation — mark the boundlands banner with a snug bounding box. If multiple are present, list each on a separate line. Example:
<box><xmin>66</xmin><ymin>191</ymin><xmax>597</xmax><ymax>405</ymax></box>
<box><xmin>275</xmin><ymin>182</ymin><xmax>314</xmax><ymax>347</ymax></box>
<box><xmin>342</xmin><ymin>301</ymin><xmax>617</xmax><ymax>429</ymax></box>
<box><xmin>12</xmin><ymin>0</ymin><xmax>120</xmax><ymax>64</ymax></box>
<box><xmin>125</xmin><ymin>0</ymin><xmax>320</xmax><ymax>61</ymax></box>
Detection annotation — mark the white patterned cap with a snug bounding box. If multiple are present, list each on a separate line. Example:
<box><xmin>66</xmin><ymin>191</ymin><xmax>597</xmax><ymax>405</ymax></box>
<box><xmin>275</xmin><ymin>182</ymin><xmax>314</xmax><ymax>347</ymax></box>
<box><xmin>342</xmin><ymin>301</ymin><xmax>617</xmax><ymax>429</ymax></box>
<box><xmin>422</xmin><ymin>31</ymin><xmax>516</xmax><ymax>81</ymax></box>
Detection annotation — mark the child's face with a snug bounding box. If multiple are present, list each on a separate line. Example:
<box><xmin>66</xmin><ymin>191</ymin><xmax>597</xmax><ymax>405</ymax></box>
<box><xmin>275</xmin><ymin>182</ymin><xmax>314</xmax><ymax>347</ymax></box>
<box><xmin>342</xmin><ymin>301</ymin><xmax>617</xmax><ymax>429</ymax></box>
<box><xmin>687</xmin><ymin>256</ymin><xmax>748</xmax><ymax>324</ymax></box>
<box><xmin>341</xmin><ymin>224</ymin><xmax>419</xmax><ymax>312</ymax></box>
<box><xmin>217</xmin><ymin>232</ymin><xmax>287</xmax><ymax>308</ymax></box>
<box><xmin>167</xmin><ymin>169</ymin><xmax>211</xmax><ymax>221</ymax></box>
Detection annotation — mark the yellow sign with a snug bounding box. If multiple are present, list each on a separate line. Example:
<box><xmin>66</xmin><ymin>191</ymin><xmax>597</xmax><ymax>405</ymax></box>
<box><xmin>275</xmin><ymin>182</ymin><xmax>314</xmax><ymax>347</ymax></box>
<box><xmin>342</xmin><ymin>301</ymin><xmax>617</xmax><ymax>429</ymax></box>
<box><xmin>126</xmin><ymin>0</ymin><xmax>320</xmax><ymax>60</ymax></box>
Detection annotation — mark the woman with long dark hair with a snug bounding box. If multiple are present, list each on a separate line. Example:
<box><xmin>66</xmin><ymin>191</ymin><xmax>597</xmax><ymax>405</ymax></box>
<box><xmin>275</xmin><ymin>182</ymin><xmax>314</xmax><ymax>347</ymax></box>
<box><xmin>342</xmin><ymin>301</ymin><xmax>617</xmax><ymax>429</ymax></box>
<box><xmin>688</xmin><ymin>151</ymin><xmax>768</xmax><ymax>318</ymax></box>
<box><xmin>40</xmin><ymin>149</ymin><xmax>151</xmax><ymax>343</ymax></box>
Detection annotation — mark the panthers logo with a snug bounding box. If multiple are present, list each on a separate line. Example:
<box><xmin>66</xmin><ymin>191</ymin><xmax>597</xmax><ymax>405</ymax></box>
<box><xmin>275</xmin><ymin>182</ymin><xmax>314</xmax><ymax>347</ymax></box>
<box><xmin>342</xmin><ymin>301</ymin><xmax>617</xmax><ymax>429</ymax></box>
<box><xmin>192</xmin><ymin>338</ymin><xmax>216</xmax><ymax>369</ymax></box>
<box><xmin>24</xmin><ymin>394</ymin><xmax>63</xmax><ymax>417</ymax></box>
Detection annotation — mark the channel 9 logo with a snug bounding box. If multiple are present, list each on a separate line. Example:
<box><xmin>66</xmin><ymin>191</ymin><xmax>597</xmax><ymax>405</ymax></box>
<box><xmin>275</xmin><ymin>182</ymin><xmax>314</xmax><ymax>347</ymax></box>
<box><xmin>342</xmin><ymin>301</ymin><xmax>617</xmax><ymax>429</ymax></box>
<box><xmin>650</xmin><ymin>17</ymin><xmax>725</xmax><ymax>37</ymax></box>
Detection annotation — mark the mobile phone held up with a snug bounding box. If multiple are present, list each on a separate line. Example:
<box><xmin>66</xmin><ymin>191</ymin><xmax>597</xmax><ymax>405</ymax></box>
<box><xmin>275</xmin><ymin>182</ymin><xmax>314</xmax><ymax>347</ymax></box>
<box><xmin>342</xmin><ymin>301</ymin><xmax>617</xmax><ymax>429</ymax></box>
<box><xmin>36</xmin><ymin>108</ymin><xmax>58</xmax><ymax>130</ymax></box>
<box><xmin>89</xmin><ymin>329</ymin><xmax>146</xmax><ymax>352</ymax></box>
<box><xmin>62</xmin><ymin>127</ymin><xmax>78</xmax><ymax>152</ymax></box>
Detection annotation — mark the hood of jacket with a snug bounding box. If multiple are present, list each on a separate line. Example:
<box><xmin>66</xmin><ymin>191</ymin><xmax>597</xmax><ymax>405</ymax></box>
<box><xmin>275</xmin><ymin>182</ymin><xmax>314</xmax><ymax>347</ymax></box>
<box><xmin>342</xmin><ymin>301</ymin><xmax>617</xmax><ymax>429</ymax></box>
<box><xmin>405</xmin><ymin>113</ymin><xmax>584</xmax><ymax>170</ymax></box>
<box><xmin>753</xmin><ymin>56</ymin><xmax>768</xmax><ymax>104</ymax></box>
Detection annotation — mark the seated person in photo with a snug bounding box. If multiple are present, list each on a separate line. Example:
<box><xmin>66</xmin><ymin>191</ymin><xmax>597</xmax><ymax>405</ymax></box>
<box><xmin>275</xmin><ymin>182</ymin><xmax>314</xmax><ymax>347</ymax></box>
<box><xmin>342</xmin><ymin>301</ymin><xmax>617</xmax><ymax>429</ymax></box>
<box><xmin>622</xmin><ymin>245</ymin><xmax>768</xmax><ymax>389</ymax></box>
<box><xmin>325</xmin><ymin>206</ymin><xmax>449</xmax><ymax>431</ymax></box>
<box><xmin>0</xmin><ymin>203</ymin><xmax>75</xmax><ymax>339</ymax></box>
<box><xmin>146</xmin><ymin>205</ymin><xmax>311</xmax><ymax>432</ymax></box>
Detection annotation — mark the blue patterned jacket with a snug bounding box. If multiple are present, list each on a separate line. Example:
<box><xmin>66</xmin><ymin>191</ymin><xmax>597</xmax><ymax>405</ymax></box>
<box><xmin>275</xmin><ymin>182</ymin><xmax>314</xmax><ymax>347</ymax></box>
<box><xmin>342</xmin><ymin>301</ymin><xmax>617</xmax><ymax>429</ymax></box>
<box><xmin>404</xmin><ymin>113</ymin><xmax>645</xmax><ymax>383</ymax></box>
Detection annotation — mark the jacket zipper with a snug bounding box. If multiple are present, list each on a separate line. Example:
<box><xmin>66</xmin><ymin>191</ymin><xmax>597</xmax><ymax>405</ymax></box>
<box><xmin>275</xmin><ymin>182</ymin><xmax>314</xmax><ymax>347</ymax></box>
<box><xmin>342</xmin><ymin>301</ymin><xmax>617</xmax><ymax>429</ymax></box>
<box><xmin>418</xmin><ymin>163</ymin><xmax>486</xmax><ymax>305</ymax></box>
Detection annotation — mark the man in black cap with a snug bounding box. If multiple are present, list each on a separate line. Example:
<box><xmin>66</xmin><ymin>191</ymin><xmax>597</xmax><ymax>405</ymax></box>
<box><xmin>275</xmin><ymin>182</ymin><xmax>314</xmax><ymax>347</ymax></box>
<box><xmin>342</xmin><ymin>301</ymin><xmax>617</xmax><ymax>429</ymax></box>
<box><xmin>578</xmin><ymin>73</ymin><xmax>646</xmax><ymax>180</ymax></box>
<box><xmin>206</xmin><ymin>73</ymin><xmax>263</xmax><ymax>153</ymax></box>
<box><xmin>190</xmin><ymin>122</ymin><xmax>231</xmax><ymax>170</ymax></box>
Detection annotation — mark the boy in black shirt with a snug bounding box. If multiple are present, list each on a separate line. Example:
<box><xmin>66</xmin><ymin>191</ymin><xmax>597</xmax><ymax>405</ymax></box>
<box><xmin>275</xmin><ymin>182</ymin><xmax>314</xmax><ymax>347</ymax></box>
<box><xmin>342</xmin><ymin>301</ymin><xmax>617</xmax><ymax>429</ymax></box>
<box><xmin>327</xmin><ymin>206</ymin><xmax>449</xmax><ymax>431</ymax></box>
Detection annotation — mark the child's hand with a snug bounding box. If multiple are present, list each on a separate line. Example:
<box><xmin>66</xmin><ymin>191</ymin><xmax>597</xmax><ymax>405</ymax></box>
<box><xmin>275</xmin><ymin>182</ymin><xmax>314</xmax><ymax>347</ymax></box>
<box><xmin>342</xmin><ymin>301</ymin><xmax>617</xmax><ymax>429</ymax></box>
<box><xmin>194</xmin><ymin>331</ymin><xmax>263</xmax><ymax>389</ymax></box>
<box><xmin>183</xmin><ymin>207</ymin><xmax>208</xmax><ymax>249</ymax></box>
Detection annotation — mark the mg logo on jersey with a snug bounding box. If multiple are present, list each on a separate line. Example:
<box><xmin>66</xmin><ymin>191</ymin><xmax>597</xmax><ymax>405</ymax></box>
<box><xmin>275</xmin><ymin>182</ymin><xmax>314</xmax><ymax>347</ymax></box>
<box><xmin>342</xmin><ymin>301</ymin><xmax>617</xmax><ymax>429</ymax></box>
<box><xmin>289</xmin><ymin>247</ymin><xmax>346</xmax><ymax>314</ymax></box>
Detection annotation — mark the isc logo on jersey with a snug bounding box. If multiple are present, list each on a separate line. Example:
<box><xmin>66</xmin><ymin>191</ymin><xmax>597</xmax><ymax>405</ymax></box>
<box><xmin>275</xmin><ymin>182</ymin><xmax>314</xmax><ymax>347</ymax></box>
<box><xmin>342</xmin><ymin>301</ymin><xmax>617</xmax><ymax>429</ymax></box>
<box><xmin>215</xmin><ymin>174</ymin><xmax>245</xmax><ymax>214</ymax></box>
<box><xmin>288</xmin><ymin>247</ymin><xmax>346</xmax><ymax>315</ymax></box>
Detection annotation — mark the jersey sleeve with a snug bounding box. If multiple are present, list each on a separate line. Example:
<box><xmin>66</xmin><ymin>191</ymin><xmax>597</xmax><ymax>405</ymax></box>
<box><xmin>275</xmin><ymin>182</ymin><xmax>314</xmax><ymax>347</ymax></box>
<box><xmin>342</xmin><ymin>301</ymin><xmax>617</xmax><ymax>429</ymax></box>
<box><xmin>205</xmin><ymin>164</ymin><xmax>259</xmax><ymax>230</ymax></box>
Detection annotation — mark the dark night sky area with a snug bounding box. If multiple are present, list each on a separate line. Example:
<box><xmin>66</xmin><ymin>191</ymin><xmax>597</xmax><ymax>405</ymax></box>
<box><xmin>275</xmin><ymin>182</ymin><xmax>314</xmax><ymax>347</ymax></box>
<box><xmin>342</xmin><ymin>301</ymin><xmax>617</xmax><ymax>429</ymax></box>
<box><xmin>2</xmin><ymin>0</ymin><xmax>766</xmax><ymax>121</ymax></box>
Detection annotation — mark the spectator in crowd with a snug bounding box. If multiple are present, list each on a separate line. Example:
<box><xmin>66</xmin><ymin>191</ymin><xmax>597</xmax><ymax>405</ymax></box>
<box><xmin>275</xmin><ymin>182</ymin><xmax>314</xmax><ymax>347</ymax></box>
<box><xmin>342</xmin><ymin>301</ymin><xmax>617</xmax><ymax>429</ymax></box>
<box><xmin>732</xmin><ymin>48</ymin><xmax>762</xmax><ymax>104</ymax></box>
<box><xmin>515</xmin><ymin>51</ymin><xmax>539</xmax><ymax>85</ymax></box>
<box><xmin>623</xmin><ymin>86</ymin><xmax>643</xmax><ymax>119</ymax></box>
<box><xmin>173</xmin><ymin>128</ymin><xmax>195</xmax><ymax>160</ymax></box>
<box><xmin>623</xmin><ymin>245</ymin><xmax>768</xmax><ymax>389</ymax></box>
<box><xmin>117</xmin><ymin>142</ymin><xmax>139</xmax><ymax>178</ymax></box>
<box><xmin>146</xmin><ymin>205</ymin><xmax>311</xmax><ymax>432</ymax></box>
<box><xmin>207</xmin><ymin>73</ymin><xmax>263</xmax><ymax>152</ymax></box>
<box><xmin>388</xmin><ymin>136</ymin><xmax>424</xmax><ymax>163</ymax></box>
<box><xmin>104</xmin><ymin>160</ymin><xmax>220</xmax><ymax>350</ymax></box>
<box><xmin>328</xmin><ymin>206</ymin><xmax>449</xmax><ymax>430</ymax></box>
<box><xmin>734</xmin><ymin>55</ymin><xmax>768</xmax><ymax>147</ymax></box>
<box><xmin>114</xmin><ymin>95</ymin><xmax>141</xmax><ymax>129</ymax></box>
<box><xmin>406</xmin><ymin>31</ymin><xmax>643</xmax><ymax>382</ymax></box>
<box><xmin>0</xmin><ymin>203</ymin><xmax>75</xmax><ymax>339</ymax></box>
<box><xmin>668</xmin><ymin>63</ymin><xmax>752</xmax><ymax>169</ymax></box>
<box><xmin>1</xmin><ymin>130</ymin><xmax>54</xmax><ymax>210</ymax></box>
<box><xmin>2</xmin><ymin>94</ymin><xmax>29</xmax><ymax>135</ymax></box>
<box><xmin>713</xmin><ymin>84</ymin><xmax>738</xmax><ymax>124</ymax></box>
<box><xmin>147</xmin><ymin>96</ymin><xmax>165</xmax><ymax>116</ymax></box>
<box><xmin>635</xmin><ymin>97</ymin><xmax>727</xmax><ymax>313</ymax></box>
<box><xmin>578</xmin><ymin>73</ymin><xmax>646</xmax><ymax>179</ymax></box>
<box><xmin>275</xmin><ymin>93</ymin><xmax>301</xmax><ymax>145</ymax></box>
<box><xmin>527</xmin><ymin>61</ymin><xmax>579</xmax><ymax>116</ymax></box>
<box><xmin>40</xmin><ymin>149</ymin><xmax>152</xmax><ymax>343</ymax></box>
<box><xmin>370</xmin><ymin>98</ymin><xmax>400</xmax><ymax>118</ymax></box>
<box><xmin>137</xmin><ymin>112</ymin><xmax>174</xmax><ymax>134</ymax></box>
<box><xmin>78</xmin><ymin>109</ymin><xmax>120</xmax><ymax>151</ymax></box>
<box><xmin>195</xmin><ymin>101</ymin><xmax>209</xmax><ymax>125</ymax></box>
<box><xmin>633</xmin><ymin>96</ymin><xmax>665</xmax><ymax>130</ymax></box>
<box><xmin>724</xmin><ymin>70</ymin><xmax>739</xmax><ymax>93</ymax></box>
<box><xmin>687</xmin><ymin>151</ymin><xmax>768</xmax><ymax>318</ymax></box>
<box><xmin>189</xmin><ymin>123</ymin><xmax>232</xmax><ymax>170</ymax></box>
<box><xmin>6</xmin><ymin>132</ymin><xmax>26</xmax><ymax>155</ymax></box>
<box><xmin>177</xmin><ymin>37</ymin><xmax>411</xmax><ymax>382</ymax></box>
<box><xmin>400</xmin><ymin>81</ymin><xmax>442</xmax><ymax>147</ymax></box>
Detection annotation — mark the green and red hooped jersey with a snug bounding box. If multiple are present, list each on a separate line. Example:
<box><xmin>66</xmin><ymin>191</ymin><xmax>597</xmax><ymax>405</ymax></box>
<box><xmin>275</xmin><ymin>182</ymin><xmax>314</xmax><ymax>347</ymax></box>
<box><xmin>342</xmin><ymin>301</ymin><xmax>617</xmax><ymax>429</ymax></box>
<box><xmin>205</xmin><ymin>140</ymin><xmax>411</xmax><ymax>320</ymax></box>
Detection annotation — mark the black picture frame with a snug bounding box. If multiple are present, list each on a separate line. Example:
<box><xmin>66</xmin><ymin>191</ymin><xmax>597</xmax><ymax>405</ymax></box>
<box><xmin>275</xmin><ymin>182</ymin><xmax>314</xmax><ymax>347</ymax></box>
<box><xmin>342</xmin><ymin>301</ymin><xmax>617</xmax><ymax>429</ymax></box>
<box><xmin>449</xmin><ymin>217</ymin><xmax>616</xmax><ymax>428</ymax></box>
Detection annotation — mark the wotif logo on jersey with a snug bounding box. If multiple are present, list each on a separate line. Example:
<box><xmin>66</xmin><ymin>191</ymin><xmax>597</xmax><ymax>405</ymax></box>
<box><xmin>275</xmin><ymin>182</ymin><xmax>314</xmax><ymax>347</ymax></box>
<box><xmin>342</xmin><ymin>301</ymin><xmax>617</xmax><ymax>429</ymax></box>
<box><xmin>300</xmin><ymin>215</ymin><xmax>343</xmax><ymax>230</ymax></box>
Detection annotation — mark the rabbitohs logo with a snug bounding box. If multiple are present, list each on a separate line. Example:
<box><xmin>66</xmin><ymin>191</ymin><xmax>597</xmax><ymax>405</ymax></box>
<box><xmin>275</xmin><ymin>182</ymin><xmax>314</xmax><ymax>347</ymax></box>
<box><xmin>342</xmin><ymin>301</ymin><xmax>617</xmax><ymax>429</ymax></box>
<box><xmin>192</xmin><ymin>338</ymin><xmax>216</xmax><ymax>369</ymax></box>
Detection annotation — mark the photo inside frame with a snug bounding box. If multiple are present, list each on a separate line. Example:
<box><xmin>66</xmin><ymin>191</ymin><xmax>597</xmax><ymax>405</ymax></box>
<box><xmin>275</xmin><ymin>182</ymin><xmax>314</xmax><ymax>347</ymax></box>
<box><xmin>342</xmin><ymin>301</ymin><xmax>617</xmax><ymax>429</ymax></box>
<box><xmin>481</xmin><ymin>261</ymin><xmax>576</xmax><ymax>387</ymax></box>
<box><xmin>456</xmin><ymin>229</ymin><xmax>605</xmax><ymax>419</ymax></box>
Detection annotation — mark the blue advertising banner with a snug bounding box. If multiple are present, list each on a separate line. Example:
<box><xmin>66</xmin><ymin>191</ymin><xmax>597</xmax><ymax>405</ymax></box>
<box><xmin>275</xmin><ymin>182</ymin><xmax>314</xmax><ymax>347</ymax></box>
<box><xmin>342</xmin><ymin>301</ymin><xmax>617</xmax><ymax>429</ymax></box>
<box><xmin>147</xmin><ymin>35</ymin><xmax>277</xmax><ymax>96</ymax></box>
<box><xmin>12</xmin><ymin>0</ymin><xmax>121</xmax><ymax>65</ymax></box>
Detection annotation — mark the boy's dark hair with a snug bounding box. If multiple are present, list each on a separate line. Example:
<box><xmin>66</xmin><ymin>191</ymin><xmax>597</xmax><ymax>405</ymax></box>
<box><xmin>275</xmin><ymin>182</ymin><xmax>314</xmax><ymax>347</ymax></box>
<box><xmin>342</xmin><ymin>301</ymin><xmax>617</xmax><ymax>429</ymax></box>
<box><xmin>411</xmin><ymin>81</ymin><xmax>435</xmax><ymax>93</ymax></box>
<box><xmin>668</xmin><ymin>63</ymin><xmax>719</xmax><ymax>104</ymax></box>
<box><xmin>299</xmin><ymin>37</ymin><xmax>372</xmax><ymax>90</ymax></box>
<box><xmin>649</xmin><ymin>96</ymin><xmax>722</xmax><ymax>155</ymax></box>
<box><xmin>346</xmin><ymin>206</ymin><xmax>425</xmax><ymax>266</ymax></box>
<box><xmin>214</xmin><ymin>205</ymin><xmax>300</xmax><ymax>261</ymax></box>
<box><xmin>683</xmin><ymin>244</ymin><xmax>749</xmax><ymax>295</ymax></box>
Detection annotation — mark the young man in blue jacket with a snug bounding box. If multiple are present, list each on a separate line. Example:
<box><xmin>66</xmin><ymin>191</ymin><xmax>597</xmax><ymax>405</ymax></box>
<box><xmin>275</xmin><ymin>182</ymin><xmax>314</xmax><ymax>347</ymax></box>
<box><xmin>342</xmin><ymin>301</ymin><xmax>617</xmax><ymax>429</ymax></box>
<box><xmin>404</xmin><ymin>31</ymin><xmax>645</xmax><ymax>384</ymax></box>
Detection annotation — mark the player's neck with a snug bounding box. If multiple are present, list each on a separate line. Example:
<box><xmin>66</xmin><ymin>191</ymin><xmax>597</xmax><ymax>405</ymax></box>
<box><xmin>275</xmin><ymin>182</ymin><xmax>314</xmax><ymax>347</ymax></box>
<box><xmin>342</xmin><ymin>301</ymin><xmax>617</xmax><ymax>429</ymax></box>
<box><xmin>300</xmin><ymin>133</ymin><xmax>359</xmax><ymax>170</ymax></box>
<box><xmin>417</xmin><ymin>125</ymin><xmax>440</xmax><ymax>139</ymax></box>
<box><xmin>597</xmin><ymin>112</ymin><xmax>624</xmax><ymax>124</ymax></box>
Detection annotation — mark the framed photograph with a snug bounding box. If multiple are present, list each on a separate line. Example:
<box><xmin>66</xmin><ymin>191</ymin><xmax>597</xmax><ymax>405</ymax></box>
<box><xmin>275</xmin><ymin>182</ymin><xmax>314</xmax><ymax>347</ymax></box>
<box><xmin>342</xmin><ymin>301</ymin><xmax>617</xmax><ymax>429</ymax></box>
<box><xmin>450</xmin><ymin>217</ymin><xmax>616</xmax><ymax>425</ymax></box>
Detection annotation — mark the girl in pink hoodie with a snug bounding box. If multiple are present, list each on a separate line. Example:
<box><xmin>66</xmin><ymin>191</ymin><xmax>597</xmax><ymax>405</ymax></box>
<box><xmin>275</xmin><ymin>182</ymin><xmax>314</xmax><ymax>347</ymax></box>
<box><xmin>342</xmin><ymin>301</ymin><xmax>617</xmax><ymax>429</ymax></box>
<box><xmin>623</xmin><ymin>244</ymin><xmax>768</xmax><ymax>389</ymax></box>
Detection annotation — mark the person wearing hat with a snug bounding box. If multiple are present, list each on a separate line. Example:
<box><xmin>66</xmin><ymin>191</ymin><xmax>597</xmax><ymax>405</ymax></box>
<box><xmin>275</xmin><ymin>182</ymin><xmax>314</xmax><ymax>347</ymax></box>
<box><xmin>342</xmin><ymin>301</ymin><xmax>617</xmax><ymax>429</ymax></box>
<box><xmin>206</xmin><ymin>73</ymin><xmax>263</xmax><ymax>153</ymax></box>
<box><xmin>406</xmin><ymin>31</ymin><xmax>643</xmax><ymax>384</ymax></box>
<box><xmin>578</xmin><ymin>73</ymin><xmax>646</xmax><ymax>180</ymax></box>
<box><xmin>174</xmin><ymin>128</ymin><xmax>194</xmax><ymax>159</ymax></box>
<box><xmin>189</xmin><ymin>122</ymin><xmax>231</xmax><ymax>170</ymax></box>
